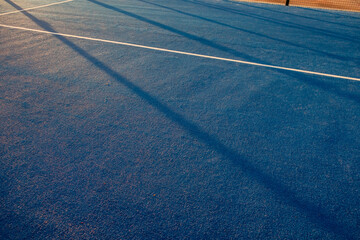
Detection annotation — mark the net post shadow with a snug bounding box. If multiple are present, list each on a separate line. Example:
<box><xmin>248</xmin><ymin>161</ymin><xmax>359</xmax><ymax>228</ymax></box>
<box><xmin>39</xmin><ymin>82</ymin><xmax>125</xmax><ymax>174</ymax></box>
<box><xmin>3</xmin><ymin>0</ymin><xmax>359</xmax><ymax>239</ymax></box>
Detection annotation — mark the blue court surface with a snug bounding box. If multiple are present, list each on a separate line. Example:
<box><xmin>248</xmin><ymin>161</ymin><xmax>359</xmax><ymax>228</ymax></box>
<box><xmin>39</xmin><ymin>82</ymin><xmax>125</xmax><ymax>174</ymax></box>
<box><xmin>1</xmin><ymin>0</ymin><xmax>360</xmax><ymax>239</ymax></box>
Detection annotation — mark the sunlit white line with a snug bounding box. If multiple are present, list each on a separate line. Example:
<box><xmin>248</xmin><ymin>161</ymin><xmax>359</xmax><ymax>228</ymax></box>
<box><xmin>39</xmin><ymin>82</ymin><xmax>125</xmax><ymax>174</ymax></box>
<box><xmin>0</xmin><ymin>23</ymin><xmax>359</xmax><ymax>82</ymax></box>
<box><xmin>0</xmin><ymin>0</ymin><xmax>74</xmax><ymax>16</ymax></box>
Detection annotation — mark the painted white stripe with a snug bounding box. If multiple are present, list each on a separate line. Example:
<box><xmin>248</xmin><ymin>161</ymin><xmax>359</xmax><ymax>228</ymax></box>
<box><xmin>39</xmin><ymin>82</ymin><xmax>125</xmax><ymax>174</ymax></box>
<box><xmin>0</xmin><ymin>0</ymin><xmax>74</xmax><ymax>16</ymax></box>
<box><xmin>0</xmin><ymin>23</ymin><xmax>359</xmax><ymax>82</ymax></box>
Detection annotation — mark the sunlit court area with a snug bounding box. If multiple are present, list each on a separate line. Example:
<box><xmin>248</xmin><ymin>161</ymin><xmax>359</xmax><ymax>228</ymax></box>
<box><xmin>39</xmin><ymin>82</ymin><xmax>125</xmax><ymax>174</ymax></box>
<box><xmin>1</xmin><ymin>0</ymin><xmax>360</xmax><ymax>239</ymax></box>
<box><xmin>236</xmin><ymin>0</ymin><xmax>360</xmax><ymax>12</ymax></box>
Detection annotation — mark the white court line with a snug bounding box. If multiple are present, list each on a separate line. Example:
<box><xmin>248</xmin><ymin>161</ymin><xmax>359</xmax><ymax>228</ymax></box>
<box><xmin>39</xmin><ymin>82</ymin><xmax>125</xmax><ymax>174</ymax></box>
<box><xmin>0</xmin><ymin>23</ymin><xmax>359</xmax><ymax>82</ymax></box>
<box><xmin>0</xmin><ymin>0</ymin><xmax>73</xmax><ymax>16</ymax></box>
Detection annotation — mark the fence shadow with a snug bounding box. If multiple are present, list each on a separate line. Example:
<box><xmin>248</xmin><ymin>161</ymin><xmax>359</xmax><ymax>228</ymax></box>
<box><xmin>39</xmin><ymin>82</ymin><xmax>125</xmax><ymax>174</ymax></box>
<box><xmin>226</xmin><ymin>0</ymin><xmax>360</xmax><ymax>30</ymax></box>
<box><xmin>88</xmin><ymin>0</ymin><xmax>360</xmax><ymax>105</ymax></box>
<box><xmin>4</xmin><ymin>0</ymin><xmax>359</xmax><ymax>239</ymax></box>
<box><xmin>137</xmin><ymin>0</ymin><xmax>359</xmax><ymax>64</ymax></box>
<box><xmin>179</xmin><ymin>0</ymin><xmax>359</xmax><ymax>43</ymax></box>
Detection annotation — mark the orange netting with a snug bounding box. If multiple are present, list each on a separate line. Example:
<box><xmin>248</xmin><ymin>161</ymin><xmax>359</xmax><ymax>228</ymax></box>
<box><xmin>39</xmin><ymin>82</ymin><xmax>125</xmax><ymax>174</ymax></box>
<box><xmin>234</xmin><ymin>0</ymin><xmax>360</xmax><ymax>12</ymax></box>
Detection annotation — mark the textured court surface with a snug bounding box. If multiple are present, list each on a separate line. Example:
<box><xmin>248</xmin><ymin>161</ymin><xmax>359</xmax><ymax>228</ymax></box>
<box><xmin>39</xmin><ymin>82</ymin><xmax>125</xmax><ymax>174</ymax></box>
<box><xmin>233</xmin><ymin>0</ymin><xmax>360</xmax><ymax>12</ymax></box>
<box><xmin>1</xmin><ymin>0</ymin><xmax>360</xmax><ymax>239</ymax></box>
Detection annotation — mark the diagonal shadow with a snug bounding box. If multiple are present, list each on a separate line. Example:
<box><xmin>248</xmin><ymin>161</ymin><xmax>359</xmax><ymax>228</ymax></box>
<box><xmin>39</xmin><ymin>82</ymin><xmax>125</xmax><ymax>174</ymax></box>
<box><xmin>226</xmin><ymin>0</ymin><xmax>360</xmax><ymax>30</ymax></box>
<box><xmin>87</xmin><ymin>0</ymin><xmax>360</xmax><ymax>105</ymax></box>
<box><xmin>137</xmin><ymin>0</ymin><xmax>359</xmax><ymax>64</ymax></box>
<box><xmin>278</xmin><ymin>69</ymin><xmax>360</xmax><ymax>104</ymax></box>
<box><xmin>178</xmin><ymin>0</ymin><xmax>359</xmax><ymax>43</ymax></box>
<box><xmin>4</xmin><ymin>0</ymin><xmax>359</xmax><ymax>239</ymax></box>
<box><xmin>86</xmin><ymin>0</ymin><xmax>268</xmax><ymax>64</ymax></box>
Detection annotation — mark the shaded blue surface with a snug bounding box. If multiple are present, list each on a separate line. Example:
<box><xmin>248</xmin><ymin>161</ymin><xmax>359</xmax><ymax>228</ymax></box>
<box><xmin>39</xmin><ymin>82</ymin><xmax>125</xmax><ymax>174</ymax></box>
<box><xmin>1</xmin><ymin>0</ymin><xmax>360</xmax><ymax>239</ymax></box>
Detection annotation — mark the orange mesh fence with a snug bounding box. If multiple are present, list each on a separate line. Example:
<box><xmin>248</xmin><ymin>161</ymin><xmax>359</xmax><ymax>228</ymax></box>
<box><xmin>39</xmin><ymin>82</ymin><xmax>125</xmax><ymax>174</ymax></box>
<box><xmin>234</xmin><ymin>0</ymin><xmax>360</xmax><ymax>12</ymax></box>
